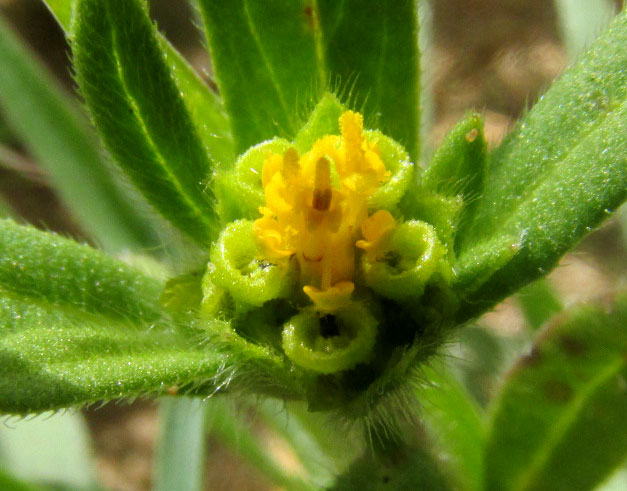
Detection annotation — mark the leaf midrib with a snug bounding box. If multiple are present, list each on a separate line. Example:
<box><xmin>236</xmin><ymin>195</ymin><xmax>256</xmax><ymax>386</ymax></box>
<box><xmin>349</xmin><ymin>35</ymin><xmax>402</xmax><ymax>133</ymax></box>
<box><xmin>511</xmin><ymin>356</ymin><xmax>626</xmax><ymax>491</ymax></box>
<box><xmin>106</xmin><ymin>5</ymin><xmax>215</xmax><ymax>234</ymax></box>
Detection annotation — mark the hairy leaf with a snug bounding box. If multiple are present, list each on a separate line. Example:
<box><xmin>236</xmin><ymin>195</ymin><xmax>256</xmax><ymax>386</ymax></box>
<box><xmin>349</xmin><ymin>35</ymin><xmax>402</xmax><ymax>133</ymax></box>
<box><xmin>197</xmin><ymin>0</ymin><xmax>319</xmax><ymax>153</ymax></box>
<box><xmin>421</xmin><ymin>112</ymin><xmax>487</xmax><ymax>202</ymax></box>
<box><xmin>0</xmin><ymin>219</ymin><xmax>162</xmax><ymax>321</ymax></box>
<box><xmin>484</xmin><ymin>293</ymin><xmax>627</xmax><ymax>491</ymax></box>
<box><xmin>316</xmin><ymin>0</ymin><xmax>421</xmax><ymax>161</ymax></box>
<box><xmin>72</xmin><ymin>0</ymin><xmax>219</xmax><ymax>245</ymax></box>
<box><xmin>43</xmin><ymin>0</ymin><xmax>235</xmax><ymax>167</ymax></box>
<box><xmin>455</xmin><ymin>11</ymin><xmax>627</xmax><ymax>319</ymax></box>
<box><xmin>0</xmin><ymin>14</ymin><xmax>154</xmax><ymax>251</ymax></box>
<box><xmin>0</xmin><ymin>293</ymin><xmax>214</xmax><ymax>414</ymax></box>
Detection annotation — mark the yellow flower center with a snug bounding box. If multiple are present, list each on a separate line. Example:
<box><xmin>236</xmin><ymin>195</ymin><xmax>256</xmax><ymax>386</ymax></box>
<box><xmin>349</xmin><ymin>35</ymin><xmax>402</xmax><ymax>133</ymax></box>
<box><xmin>253</xmin><ymin>111</ymin><xmax>396</xmax><ymax>311</ymax></box>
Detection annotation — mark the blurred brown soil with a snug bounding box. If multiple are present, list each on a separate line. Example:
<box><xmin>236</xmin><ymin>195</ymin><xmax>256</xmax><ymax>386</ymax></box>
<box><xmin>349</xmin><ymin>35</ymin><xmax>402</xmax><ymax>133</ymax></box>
<box><xmin>0</xmin><ymin>1</ymin><xmax>624</xmax><ymax>490</ymax></box>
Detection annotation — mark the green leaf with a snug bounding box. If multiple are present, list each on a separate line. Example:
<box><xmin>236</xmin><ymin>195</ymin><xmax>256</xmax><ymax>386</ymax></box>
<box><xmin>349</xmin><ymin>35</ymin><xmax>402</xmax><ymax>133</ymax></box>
<box><xmin>330</xmin><ymin>434</ymin><xmax>451</xmax><ymax>491</ymax></box>
<box><xmin>0</xmin><ymin>14</ymin><xmax>154</xmax><ymax>252</ymax></box>
<box><xmin>154</xmin><ymin>397</ymin><xmax>206</xmax><ymax>491</ymax></box>
<box><xmin>41</xmin><ymin>0</ymin><xmax>74</xmax><ymax>29</ymax></box>
<box><xmin>197</xmin><ymin>0</ymin><xmax>319</xmax><ymax>153</ymax></box>
<box><xmin>0</xmin><ymin>219</ymin><xmax>162</xmax><ymax>321</ymax></box>
<box><xmin>517</xmin><ymin>279</ymin><xmax>563</xmax><ymax>331</ymax></box>
<box><xmin>455</xmin><ymin>11</ymin><xmax>627</xmax><ymax>320</ymax></box>
<box><xmin>316</xmin><ymin>0</ymin><xmax>421</xmax><ymax>162</ymax></box>
<box><xmin>42</xmin><ymin>0</ymin><xmax>235</xmax><ymax>168</ymax></box>
<box><xmin>0</xmin><ymin>292</ymin><xmax>305</xmax><ymax>414</ymax></box>
<box><xmin>0</xmin><ymin>293</ymin><xmax>215</xmax><ymax>415</ymax></box>
<box><xmin>416</xmin><ymin>363</ymin><xmax>485</xmax><ymax>491</ymax></box>
<box><xmin>0</xmin><ymin>469</ymin><xmax>40</xmax><ymax>491</ymax></box>
<box><xmin>72</xmin><ymin>0</ymin><xmax>219</xmax><ymax>245</ymax></box>
<box><xmin>484</xmin><ymin>292</ymin><xmax>627</xmax><ymax>491</ymax></box>
<box><xmin>421</xmin><ymin>112</ymin><xmax>486</xmax><ymax>207</ymax></box>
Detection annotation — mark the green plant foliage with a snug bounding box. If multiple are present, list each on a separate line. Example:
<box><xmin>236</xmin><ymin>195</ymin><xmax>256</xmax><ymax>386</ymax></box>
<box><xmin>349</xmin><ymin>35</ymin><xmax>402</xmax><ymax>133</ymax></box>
<box><xmin>484</xmin><ymin>293</ymin><xmax>627</xmax><ymax>491</ymax></box>
<box><xmin>154</xmin><ymin>398</ymin><xmax>206</xmax><ymax>491</ymax></box>
<box><xmin>316</xmin><ymin>0</ymin><xmax>421</xmax><ymax>162</ymax></box>
<box><xmin>455</xmin><ymin>10</ymin><xmax>627</xmax><ymax>319</ymax></box>
<box><xmin>417</xmin><ymin>364</ymin><xmax>485</xmax><ymax>491</ymax></box>
<box><xmin>197</xmin><ymin>0</ymin><xmax>320</xmax><ymax>154</ymax></box>
<box><xmin>205</xmin><ymin>398</ymin><xmax>314</xmax><ymax>491</ymax></box>
<box><xmin>0</xmin><ymin>219</ymin><xmax>162</xmax><ymax>321</ymax></box>
<box><xmin>1</xmin><ymin>1</ymin><xmax>627</xmax><ymax>488</ymax></box>
<box><xmin>330</xmin><ymin>433</ymin><xmax>450</xmax><ymax>491</ymax></box>
<box><xmin>72</xmin><ymin>0</ymin><xmax>222</xmax><ymax>245</ymax></box>
<box><xmin>420</xmin><ymin>112</ymin><xmax>487</xmax><ymax>203</ymax></box>
<box><xmin>0</xmin><ymin>15</ymin><xmax>154</xmax><ymax>251</ymax></box>
<box><xmin>517</xmin><ymin>279</ymin><xmax>563</xmax><ymax>331</ymax></box>
<box><xmin>0</xmin><ymin>470</ymin><xmax>40</xmax><ymax>491</ymax></box>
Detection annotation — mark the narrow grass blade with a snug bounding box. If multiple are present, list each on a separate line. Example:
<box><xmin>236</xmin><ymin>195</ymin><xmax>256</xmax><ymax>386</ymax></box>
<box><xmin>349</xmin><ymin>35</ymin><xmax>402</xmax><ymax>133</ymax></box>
<box><xmin>197</xmin><ymin>0</ymin><xmax>319</xmax><ymax>153</ymax></box>
<box><xmin>484</xmin><ymin>293</ymin><xmax>627</xmax><ymax>491</ymax></box>
<box><xmin>155</xmin><ymin>397</ymin><xmax>206</xmax><ymax>491</ymax></box>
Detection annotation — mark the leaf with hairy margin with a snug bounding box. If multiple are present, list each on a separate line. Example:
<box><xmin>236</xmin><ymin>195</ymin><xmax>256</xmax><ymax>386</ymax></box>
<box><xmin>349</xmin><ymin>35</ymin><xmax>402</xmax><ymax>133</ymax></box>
<box><xmin>72</xmin><ymin>0</ymin><xmax>222</xmax><ymax>245</ymax></box>
<box><xmin>454</xmin><ymin>11</ymin><xmax>627</xmax><ymax>321</ymax></box>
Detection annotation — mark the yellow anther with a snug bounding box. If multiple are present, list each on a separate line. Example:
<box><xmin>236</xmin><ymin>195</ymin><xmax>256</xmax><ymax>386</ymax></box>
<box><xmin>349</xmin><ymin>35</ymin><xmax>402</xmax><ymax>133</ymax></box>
<box><xmin>340</xmin><ymin>111</ymin><xmax>364</xmax><ymax>171</ymax></box>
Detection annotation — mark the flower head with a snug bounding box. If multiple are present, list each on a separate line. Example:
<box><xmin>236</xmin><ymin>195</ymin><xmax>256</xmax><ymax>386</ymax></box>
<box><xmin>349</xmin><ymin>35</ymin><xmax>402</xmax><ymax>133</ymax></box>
<box><xmin>253</xmin><ymin>111</ymin><xmax>395</xmax><ymax>312</ymax></box>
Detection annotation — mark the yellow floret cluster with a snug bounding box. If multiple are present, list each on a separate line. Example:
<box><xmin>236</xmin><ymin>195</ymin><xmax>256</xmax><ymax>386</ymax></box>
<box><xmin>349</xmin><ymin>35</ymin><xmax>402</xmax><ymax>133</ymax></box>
<box><xmin>253</xmin><ymin>111</ymin><xmax>397</xmax><ymax>312</ymax></box>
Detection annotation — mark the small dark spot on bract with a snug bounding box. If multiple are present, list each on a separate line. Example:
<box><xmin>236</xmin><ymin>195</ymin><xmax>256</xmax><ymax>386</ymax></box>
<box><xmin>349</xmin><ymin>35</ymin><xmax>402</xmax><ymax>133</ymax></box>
<box><xmin>303</xmin><ymin>5</ymin><xmax>315</xmax><ymax>30</ymax></box>
<box><xmin>544</xmin><ymin>380</ymin><xmax>573</xmax><ymax>403</ymax></box>
<box><xmin>382</xmin><ymin>475</ymin><xmax>390</xmax><ymax>484</ymax></box>
<box><xmin>559</xmin><ymin>335</ymin><xmax>587</xmax><ymax>357</ymax></box>
<box><xmin>521</xmin><ymin>347</ymin><xmax>542</xmax><ymax>367</ymax></box>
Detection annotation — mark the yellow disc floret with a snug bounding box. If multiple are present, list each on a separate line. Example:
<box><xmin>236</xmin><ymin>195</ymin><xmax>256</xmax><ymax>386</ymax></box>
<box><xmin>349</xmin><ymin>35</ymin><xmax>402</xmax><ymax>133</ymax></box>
<box><xmin>253</xmin><ymin>111</ymin><xmax>396</xmax><ymax>312</ymax></box>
